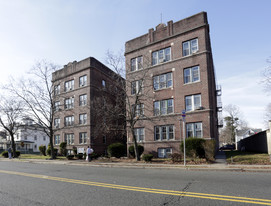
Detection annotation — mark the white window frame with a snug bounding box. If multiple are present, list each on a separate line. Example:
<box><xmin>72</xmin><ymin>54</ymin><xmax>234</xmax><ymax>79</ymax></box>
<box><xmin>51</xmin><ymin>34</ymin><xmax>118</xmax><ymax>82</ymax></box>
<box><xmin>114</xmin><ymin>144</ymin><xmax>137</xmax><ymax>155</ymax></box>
<box><xmin>132</xmin><ymin>103</ymin><xmax>144</xmax><ymax>117</ymax></box>
<box><xmin>186</xmin><ymin>122</ymin><xmax>203</xmax><ymax>138</ymax></box>
<box><xmin>65</xmin><ymin>80</ymin><xmax>74</xmax><ymax>92</ymax></box>
<box><xmin>158</xmin><ymin>148</ymin><xmax>172</xmax><ymax>158</ymax></box>
<box><xmin>64</xmin><ymin>116</ymin><xmax>74</xmax><ymax>126</ymax></box>
<box><xmin>152</xmin><ymin>47</ymin><xmax>171</xmax><ymax>65</ymax></box>
<box><xmin>79</xmin><ymin>75</ymin><xmax>87</xmax><ymax>87</ymax></box>
<box><xmin>79</xmin><ymin>94</ymin><xmax>87</xmax><ymax>106</ymax></box>
<box><xmin>79</xmin><ymin>113</ymin><xmax>87</xmax><ymax>125</ymax></box>
<box><xmin>64</xmin><ymin>133</ymin><xmax>74</xmax><ymax>145</ymax></box>
<box><xmin>131</xmin><ymin>56</ymin><xmax>143</xmax><ymax>71</ymax></box>
<box><xmin>54</xmin><ymin>118</ymin><xmax>60</xmax><ymax>128</ymax></box>
<box><xmin>154</xmin><ymin>125</ymin><xmax>174</xmax><ymax>141</ymax></box>
<box><xmin>131</xmin><ymin>80</ymin><xmax>143</xmax><ymax>95</ymax></box>
<box><xmin>184</xmin><ymin>66</ymin><xmax>200</xmax><ymax>84</ymax></box>
<box><xmin>54</xmin><ymin>101</ymin><xmax>60</xmax><ymax>111</ymax></box>
<box><xmin>154</xmin><ymin>99</ymin><xmax>174</xmax><ymax>116</ymax></box>
<box><xmin>54</xmin><ymin>85</ymin><xmax>60</xmax><ymax>95</ymax></box>
<box><xmin>64</xmin><ymin>97</ymin><xmax>74</xmax><ymax>109</ymax></box>
<box><xmin>153</xmin><ymin>72</ymin><xmax>173</xmax><ymax>91</ymax></box>
<box><xmin>79</xmin><ymin>132</ymin><xmax>87</xmax><ymax>144</ymax></box>
<box><xmin>185</xmin><ymin>94</ymin><xmax>201</xmax><ymax>111</ymax></box>
<box><xmin>134</xmin><ymin>128</ymin><xmax>145</xmax><ymax>142</ymax></box>
<box><xmin>183</xmin><ymin>38</ymin><xmax>198</xmax><ymax>56</ymax></box>
<box><xmin>54</xmin><ymin>135</ymin><xmax>60</xmax><ymax>145</ymax></box>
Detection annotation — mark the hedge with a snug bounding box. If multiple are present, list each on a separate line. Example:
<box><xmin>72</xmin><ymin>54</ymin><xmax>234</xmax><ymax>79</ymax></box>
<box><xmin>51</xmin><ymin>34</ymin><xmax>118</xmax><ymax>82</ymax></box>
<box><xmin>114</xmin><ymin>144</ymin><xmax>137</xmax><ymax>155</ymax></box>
<box><xmin>107</xmin><ymin>143</ymin><xmax>126</xmax><ymax>158</ymax></box>
<box><xmin>128</xmin><ymin>145</ymin><xmax>144</xmax><ymax>158</ymax></box>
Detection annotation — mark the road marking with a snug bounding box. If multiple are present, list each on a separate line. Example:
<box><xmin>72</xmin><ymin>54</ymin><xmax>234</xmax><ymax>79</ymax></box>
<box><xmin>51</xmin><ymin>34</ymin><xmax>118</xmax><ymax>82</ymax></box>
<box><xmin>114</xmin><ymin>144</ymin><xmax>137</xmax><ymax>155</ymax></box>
<box><xmin>0</xmin><ymin>169</ymin><xmax>270</xmax><ymax>205</ymax></box>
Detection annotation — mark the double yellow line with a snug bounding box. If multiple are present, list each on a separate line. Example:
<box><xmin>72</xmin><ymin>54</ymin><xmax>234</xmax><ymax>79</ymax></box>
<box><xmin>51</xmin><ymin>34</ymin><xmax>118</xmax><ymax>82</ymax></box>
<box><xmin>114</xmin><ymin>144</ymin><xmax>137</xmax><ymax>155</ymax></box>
<box><xmin>0</xmin><ymin>169</ymin><xmax>270</xmax><ymax>205</ymax></box>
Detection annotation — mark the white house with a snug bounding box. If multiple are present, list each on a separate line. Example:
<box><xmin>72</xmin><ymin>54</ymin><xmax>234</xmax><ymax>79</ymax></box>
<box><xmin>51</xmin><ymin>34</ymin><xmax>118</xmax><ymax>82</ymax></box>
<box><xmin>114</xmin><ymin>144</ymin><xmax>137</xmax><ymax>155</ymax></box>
<box><xmin>6</xmin><ymin>118</ymin><xmax>49</xmax><ymax>153</ymax></box>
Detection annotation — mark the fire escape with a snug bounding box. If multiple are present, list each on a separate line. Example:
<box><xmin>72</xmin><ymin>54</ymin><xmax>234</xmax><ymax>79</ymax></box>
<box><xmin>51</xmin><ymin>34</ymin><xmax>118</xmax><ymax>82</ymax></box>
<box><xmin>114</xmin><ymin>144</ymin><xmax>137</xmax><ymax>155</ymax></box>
<box><xmin>216</xmin><ymin>85</ymin><xmax>223</xmax><ymax>127</ymax></box>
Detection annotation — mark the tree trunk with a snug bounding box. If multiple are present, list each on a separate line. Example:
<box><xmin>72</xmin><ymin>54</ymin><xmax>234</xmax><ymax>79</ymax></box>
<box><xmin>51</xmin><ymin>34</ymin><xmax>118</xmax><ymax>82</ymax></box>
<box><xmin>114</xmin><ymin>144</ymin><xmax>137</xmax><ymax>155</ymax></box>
<box><xmin>130</xmin><ymin>127</ymin><xmax>140</xmax><ymax>161</ymax></box>
<box><xmin>49</xmin><ymin>129</ymin><xmax>56</xmax><ymax>159</ymax></box>
<box><xmin>10</xmin><ymin>134</ymin><xmax>17</xmax><ymax>158</ymax></box>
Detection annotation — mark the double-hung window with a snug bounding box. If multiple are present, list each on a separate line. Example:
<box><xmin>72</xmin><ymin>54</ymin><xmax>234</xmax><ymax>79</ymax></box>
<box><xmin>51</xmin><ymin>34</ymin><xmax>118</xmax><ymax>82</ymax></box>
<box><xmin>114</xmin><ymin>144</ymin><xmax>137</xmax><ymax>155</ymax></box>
<box><xmin>186</xmin><ymin>122</ymin><xmax>202</xmax><ymax>138</ymax></box>
<box><xmin>79</xmin><ymin>94</ymin><xmax>87</xmax><ymax>106</ymax></box>
<box><xmin>64</xmin><ymin>133</ymin><xmax>74</xmax><ymax>145</ymax></box>
<box><xmin>65</xmin><ymin>80</ymin><xmax>74</xmax><ymax>91</ymax></box>
<box><xmin>131</xmin><ymin>80</ymin><xmax>143</xmax><ymax>95</ymax></box>
<box><xmin>184</xmin><ymin>66</ymin><xmax>200</xmax><ymax>84</ymax></box>
<box><xmin>183</xmin><ymin>38</ymin><xmax>198</xmax><ymax>56</ymax></box>
<box><xmin>185</xmin><ymin>94</ymin><xmax>201</xmax><ymax>111</ymax></box>
<box><xmin>54</xmin><ymin>135</ymin><xmax>60</xmax><ymax>145</ymax></box>
<box><xmin>158</xmin><ymin>148</ymin><xmax>172</xmax><ymax>158</ymax></box>
<box><xmin>155</xmin><ymin>125</ymin><xmax>174</xmax><ymax>141</ymax></box>
<box><xmin>154</xmin><ymin>99</ymin><xmax>174</xmax><ymax>116</ymax></box>
<box><xmin>65</xmin><ymin>98</ymin><xmax>74</xmax><ymax>109</ymax></box>
<box><xmin>79</xmin><ymin>75</ymin><xmax>87</xmax><ymax>87</ymax></box>
<box><xmin>54</xmin><ymin>85</ymin><xmax>60</xmax><ymax>95</ymax></box>
<box><xmin>54</xmin><ymin>101</ymin><xmax>60</xmax><ymax>111</ymax></box>
<box><xmin>131</xmin><ymin>56</ymin><xmax>143</xmax><ymax>71</ymax></box>
<box><xmin>54</xmin><ymin>118</ymin><xmax>60</xmax><ymax>128</ymax></box>
<box><xmin>64</xmin><ymin>116</ymin><xmax>74</xmax><ymax>126</ymax></box>
<box><xmin>153</xmin><ymin>72</ymin><xmax>172</xmax><ymax>90</ymax></box>
<box><xmin>79</xmin><ymin>113</ymin><xmax>87</xmax><ymax>125</ymax></box>
<box><xmin>152</xmin><ymin>47</ymin><xmax>171</xmax><ymax>65</ymax></box>
<box><xmin>79</xmin><ymin>132</ymin><xmax>87</xmax><ymax>144</ymax></box>
<box><xmin>134</xmin><ymin>128</ymin><xmax>145</xmax><ymax>142</ymax></box>
<box><xmin>132</xmin><ymin>104</ymin><xmax>144</xmax><ymax>117</ymax></box>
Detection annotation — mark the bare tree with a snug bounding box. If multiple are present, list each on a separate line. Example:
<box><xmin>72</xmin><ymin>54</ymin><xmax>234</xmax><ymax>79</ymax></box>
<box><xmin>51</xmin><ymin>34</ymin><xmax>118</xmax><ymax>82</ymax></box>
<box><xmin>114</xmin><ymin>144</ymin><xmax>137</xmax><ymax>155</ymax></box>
<box><xmin>105</xmin><ymin>50</ymin><xmax>153</xmax><ymax>161</ymax></box>
<box><xmin>6</xmin><ymin>60</ymin><xmax>59</xmax><ymax>159</ymax></box>
<box><xmin>0</xmin><ymin>96</ymin><xmax>24</xmax><ymax>157</ymax></box>
<box><xmin>262</xmin><ymin>57</ymin><xmax>271</xmax><ymax>93</ymax></box>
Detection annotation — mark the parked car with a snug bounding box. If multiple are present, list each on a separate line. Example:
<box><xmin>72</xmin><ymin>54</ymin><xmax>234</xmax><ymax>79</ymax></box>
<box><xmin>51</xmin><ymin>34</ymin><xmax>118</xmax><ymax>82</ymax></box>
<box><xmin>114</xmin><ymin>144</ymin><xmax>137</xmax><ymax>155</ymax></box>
<box><xmin>219</xmin><ymin>144</ymin><xmax>235</xmax><ymax>150</ymax></box>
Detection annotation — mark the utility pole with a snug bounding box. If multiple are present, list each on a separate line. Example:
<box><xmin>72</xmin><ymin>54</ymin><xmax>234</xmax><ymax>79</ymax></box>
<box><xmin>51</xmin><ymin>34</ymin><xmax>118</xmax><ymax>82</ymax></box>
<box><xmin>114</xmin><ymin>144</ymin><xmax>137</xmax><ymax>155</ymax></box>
<box><xmin>181</xmin><ymin>110</ymin><xmax>186</xmax><ymax>166</ymax></box>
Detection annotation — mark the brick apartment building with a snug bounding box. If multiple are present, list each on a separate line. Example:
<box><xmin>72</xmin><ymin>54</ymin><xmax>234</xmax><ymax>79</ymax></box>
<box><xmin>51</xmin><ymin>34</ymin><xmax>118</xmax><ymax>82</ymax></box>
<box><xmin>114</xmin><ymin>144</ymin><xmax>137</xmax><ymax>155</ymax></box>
<box><xmin>52</xmin><ymin>57</ymin><xmax>125</xmax><ymax>155</ymax></box>
<box><xmin>125</xmin><ymin>12</ymin><xmax>221</xmax><ymax>158</ymax></box>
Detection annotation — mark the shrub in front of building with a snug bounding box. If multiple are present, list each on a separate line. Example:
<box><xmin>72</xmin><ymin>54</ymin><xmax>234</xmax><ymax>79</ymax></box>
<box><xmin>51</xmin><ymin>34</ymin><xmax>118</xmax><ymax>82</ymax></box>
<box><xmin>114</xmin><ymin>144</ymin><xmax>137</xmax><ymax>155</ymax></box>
<box><xmin>180</xmin><ymin>138</ymin><xmax>206</xmax><ymax>158</ymax></box>
<box><xmin>142</xmin><ymin>154</ymin><xmax>153</xmax><ymax>162</ymax></box>
<box><xmin>107</xmin><ymin>143</ymin><xmax>126</xmax><ymax>158</ymax></box>
<box><xmin>170</xmin><ymin>153</ymin><xmax>183</xmax><ymax>163</ymax></box>
<box><xmin>128</xmin><ymin>145</ymin><xmax>144</xmax><ymax>158</ymax></box>
<box><xmin>1</xmin><ymin>151</ymin><xmax>8</xmax><ymax>158</ymax></box>
<box><xmin>59</xmin><ymin>142</ymin><xmax>67</xmax><ymax>156</ymax></box>
<box><xmin>39</xmin><ymin>145</ymin><xmax>46</xmax><ymax>156</ymax></box>
<box><xmin>46</xmin><ymin>145</ymin><xmax>58</xmax><ymax>157</ymax></box>
<box><xmin>203</xmin><ymin>139</ymin><xmax>216</xmax><ymax>162</ymax></box>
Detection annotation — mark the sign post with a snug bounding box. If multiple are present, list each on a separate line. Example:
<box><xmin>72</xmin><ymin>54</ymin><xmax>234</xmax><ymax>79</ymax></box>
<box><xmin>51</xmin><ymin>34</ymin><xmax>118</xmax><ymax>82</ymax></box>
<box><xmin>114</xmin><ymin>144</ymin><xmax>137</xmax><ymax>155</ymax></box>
<box><xmin>181</xmin><ymin>110</ymin><xmax>186</xmax><ymax>166</ymax></box>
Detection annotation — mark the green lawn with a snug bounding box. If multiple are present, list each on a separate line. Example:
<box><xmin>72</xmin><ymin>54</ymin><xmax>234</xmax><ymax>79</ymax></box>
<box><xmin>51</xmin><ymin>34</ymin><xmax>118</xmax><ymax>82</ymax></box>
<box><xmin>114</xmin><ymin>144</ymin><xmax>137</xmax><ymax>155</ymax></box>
<box><xmin>19</xmin><ymin>154</ymin><xmax>66</xmax><ymax>160</ymax></box>
<box><xmin>224</xmin><ymin>150</ymin><xmax>271</xmax><ymax>165</ymax></box>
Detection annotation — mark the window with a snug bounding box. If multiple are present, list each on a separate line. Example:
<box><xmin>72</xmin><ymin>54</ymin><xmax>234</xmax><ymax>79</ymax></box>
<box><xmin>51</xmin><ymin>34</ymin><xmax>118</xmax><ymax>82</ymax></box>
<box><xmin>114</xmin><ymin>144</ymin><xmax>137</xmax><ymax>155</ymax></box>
<box><xmin>79</xmin><ymin>113</ymin><xmax>87</xmax><ymax>125</ymax></box>
<box><xmin>183</xmin><ymin>38</ymin><xmax>198</xmax><ymax>56</ymax></box>
<box><xmin>152</xmin><ymin>47</ymin><xmax>171</xmax><ymax>65</ymax></box>
<box><xmin>54</xmin><ymin>101</ymin><xmax>60</xmax><ymax>111</ymax></box>
<box><xmin>34</xmin><ymin>135</ymin><xmax>37</xmax><ymax>141</ymax></box>
<box><xmin>186</xmin><ymin>122</ymin><xmax>202</xmax><ymax>138</ymax></box>
<box><xmin>79</xmin><ymin>132</ymin><xmax>87</xmax><ymax>144</ymax></box>
<box><xmin>64</xmin><ymin>133</ymin><xmax>74</xmax><ymax>145</ymax></box>
<box><xmin>79</xmin><ymin>75</ymin><xmax>87</xmax><ymax>87</ymax></box>
<box><xmin>54</xmin><ymin>118</ymin><xmax>60</xmax><ymax>128</ymax></box>
<box><xmin>43</xmin><ymin>137</ymin><xmax>46</xmax><ymax>141</ymax></box>
<box><xmin>132</xmin><ymin>103</ymin><xmax>144</xmax><ymax>117</ymax></box>
<box><xmin>103</xmin><ymin>136</ymin><xmax>106</xmax><ymax>144</ymax></box>
<box><xmin>153</xmin><ymin>72</ymin><xmax>172</xmax><ymax>90</ymax></box>
<box><xmin>184</xmin><ymin>66</ymin><xmax>200</xmax><ymax>84</ymax></box>
<box><xmin>64</xmin><ymin>80</ymin><xmax>74</xmax><ymax>91</ymax></box>
<box><xmin>64</xmin><ymin>97</ymin><xmax>74</xmax><ymax>109</ymax></box>
<box><xmin>131</xmin><ymin>80</ymin><xmax>143</xmax><ymax>95</ymax></box>
<box><xmin>158</xmin><ymin>148</ymin><xmax>172</xmax><ymax>158</ymax></box>
<box><xmin>79</xmin><ymin>94</ymin><xmax>87</xmax><ymax>106</ymax></box>
<box><xmin>154</xmin><ymin>99</ymin><xmax>174</xmax><ymax>116</ymax></box>
<box><xmin>64</xmin><ymin>116</ymin><xmax>74</xmax><ymax>126</ymax></box>
<box><xmin>54</xmin><ymin>135</ymin><xmax>60</xmax><ymax>145</ymax></box>
<box><xmin>24</xmin><ymin>136</ymin><xmax>27</xmax><ymax>140</ymax></box>
<box><xmin>102</xmin><ymin>80</ymin><xmax>106</xmax><ymax>88</ymax></box>
<box><xmin>54</xmin><ymin>85</ymin><xmax>60</xmax><ymax>95</ymax></box>
<box><xmin>34</xmin><ymin>144</ymin><xmax>37</xmax><ymax>149</ymax></box>
<box><xmin>185</xmin><ymin>94</ymin><xmax>201</xmax><ymax>111</ymax></box>
<box><xmin>134</xmin><ymin>128</ymin><xmax>144</xmax><ymax>142</ymax></box>
<box><xmin>131</xmin><ymin>56</ymin><xmax>143</xmax><ymax>71</ymax></box>
<box><xmin>155</xmin><ymin>125</ymin><xmax>174</xmax><ymax>141</ymax></box>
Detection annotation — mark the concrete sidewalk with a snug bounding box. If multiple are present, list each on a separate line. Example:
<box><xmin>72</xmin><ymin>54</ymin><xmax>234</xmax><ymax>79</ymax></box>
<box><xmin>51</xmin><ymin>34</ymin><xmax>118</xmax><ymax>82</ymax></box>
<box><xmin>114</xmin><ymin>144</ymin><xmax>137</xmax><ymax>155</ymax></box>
<box><xmin>1</xmin><ymin>156</ymin><xmax>271</xmax><ymax>173</ymax></box>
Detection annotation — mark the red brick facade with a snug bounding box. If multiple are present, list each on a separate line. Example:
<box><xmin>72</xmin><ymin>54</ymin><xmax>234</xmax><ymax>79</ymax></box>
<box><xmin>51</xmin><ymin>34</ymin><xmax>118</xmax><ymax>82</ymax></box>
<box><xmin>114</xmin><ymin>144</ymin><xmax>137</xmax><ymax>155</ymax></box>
<box><xmin>52</xmin><ymin>57</ymin><xmax>125</xmax><ymax>155</ymax></box>
<box><xmin>125</xmin><ymin>12</ymin><xmax>219</xmax><ymax>158</ymax></box>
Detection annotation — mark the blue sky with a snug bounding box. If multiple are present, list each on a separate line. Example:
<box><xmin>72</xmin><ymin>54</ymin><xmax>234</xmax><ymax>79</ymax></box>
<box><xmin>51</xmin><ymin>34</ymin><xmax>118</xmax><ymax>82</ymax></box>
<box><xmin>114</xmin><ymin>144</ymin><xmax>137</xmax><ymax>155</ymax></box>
<box><xmin>0</xmin><ymin>0</ymin><xmax>271</xmax><ymax>129</ymax></box>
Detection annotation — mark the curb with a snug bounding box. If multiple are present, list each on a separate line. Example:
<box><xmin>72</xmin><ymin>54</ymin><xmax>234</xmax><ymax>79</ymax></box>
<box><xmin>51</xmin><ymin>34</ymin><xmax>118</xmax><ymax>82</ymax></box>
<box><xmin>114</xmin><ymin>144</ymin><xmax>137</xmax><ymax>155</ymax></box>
<box><xmin>1</xmin><ymin>158</ymin><xmax>271</xmax><ymax>172</ymax></box>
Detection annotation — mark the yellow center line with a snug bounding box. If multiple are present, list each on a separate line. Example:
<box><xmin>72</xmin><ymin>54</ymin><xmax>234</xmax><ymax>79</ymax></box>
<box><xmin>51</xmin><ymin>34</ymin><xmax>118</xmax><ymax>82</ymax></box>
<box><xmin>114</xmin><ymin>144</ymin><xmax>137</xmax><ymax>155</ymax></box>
<box><xmin>0</xmin><ymin>169</ymin><xmax>270</xmax><ymax>205</ymax></box>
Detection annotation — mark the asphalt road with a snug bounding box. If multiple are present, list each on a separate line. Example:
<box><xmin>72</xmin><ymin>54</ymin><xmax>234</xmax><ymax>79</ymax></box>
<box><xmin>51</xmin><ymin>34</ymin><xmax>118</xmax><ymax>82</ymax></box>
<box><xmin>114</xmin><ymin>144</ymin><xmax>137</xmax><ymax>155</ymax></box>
<box><xmin>0</xmin><ymin>161</ymin><xmax>271</xmax><ymax>206</ymax></box>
